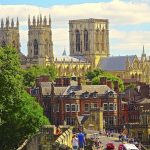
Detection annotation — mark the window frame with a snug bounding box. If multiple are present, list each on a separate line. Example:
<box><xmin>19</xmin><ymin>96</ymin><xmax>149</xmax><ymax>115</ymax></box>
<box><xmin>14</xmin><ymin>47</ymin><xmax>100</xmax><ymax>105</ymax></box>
<box><xmin>65</xmin><ymin>104</ymin><xmax>70</xmax><ymax>112</ymax></box>
<box><xmin>103</xmin><ymin>103</ymin><xmax>108</xmax><ymax>111</ymax></box>
<box><xmin>84</xmin><ymin>103</ymin><xmax>90</xmax><ymax>112</ymax></box>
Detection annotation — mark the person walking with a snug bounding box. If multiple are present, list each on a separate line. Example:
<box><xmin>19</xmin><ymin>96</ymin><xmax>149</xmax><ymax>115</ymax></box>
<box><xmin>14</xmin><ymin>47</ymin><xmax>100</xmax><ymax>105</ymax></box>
<box><xmin>78</xmin><ymin>130</ymin><xmax>86</xmax><ymax>150</ymax></box>
<box><xmin>72</xmin><ymin>134</ymin><xmax>79</xmax><ymax>150</ymax></box>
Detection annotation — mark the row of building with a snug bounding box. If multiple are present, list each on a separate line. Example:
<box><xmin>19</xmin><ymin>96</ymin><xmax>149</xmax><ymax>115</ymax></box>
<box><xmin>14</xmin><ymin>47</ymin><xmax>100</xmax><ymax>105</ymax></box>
<box><xmin>27</xmin><ymin>76</ymin><xmax>150</xmax><ymax>138</ymax></box>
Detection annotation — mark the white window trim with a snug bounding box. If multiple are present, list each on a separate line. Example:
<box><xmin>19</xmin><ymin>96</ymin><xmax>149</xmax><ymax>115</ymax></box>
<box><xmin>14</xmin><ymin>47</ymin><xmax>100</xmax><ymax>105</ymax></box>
<box><xmin>66</xmin><ymin>104</ymin><xmax>70</xmax><ymax>112</ymax></box>
<box><xmin>76</xmin><ymin>104</ymin><xmax>80</xmax><ymax>112</ymax></box>
<box><xmin>103</xmin><ymin>103</ymin><xmax>108</xmax><ymax>111</ymax></box>
<box><xmin>84</xmin><ymin>103</ymin><xmax>90</xmax><ymax>112</ymax></box>
<box><xmin>93</xmin><ymin>93</ymin><xmax>97</xmax><ymax>98</ymax></box>
<box><xmin>84</xmin><ymin>93</ymin><xmax>89</xmax><ymax>98</ymax></box>
<box><xmin>71</xmin><ymin>104</ymin><xmax>76</xmax><ymax>112</ymax></box>
<box><xmin>109</xmin><ymin>103</ymin><xmax>114</xmax><ymax>111</ymax></box>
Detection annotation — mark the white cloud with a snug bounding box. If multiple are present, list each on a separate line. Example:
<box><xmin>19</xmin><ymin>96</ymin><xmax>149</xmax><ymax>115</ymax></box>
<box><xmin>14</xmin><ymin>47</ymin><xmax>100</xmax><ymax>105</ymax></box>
<box><xmin>0</xmin><ymin>1</ymin><xmax>150</xmax><ymax>56</ymax></box>
<box><xmin>110</xmin><ymin>29</ymin><xmax>150</xmax><ymax>56</ymax></box>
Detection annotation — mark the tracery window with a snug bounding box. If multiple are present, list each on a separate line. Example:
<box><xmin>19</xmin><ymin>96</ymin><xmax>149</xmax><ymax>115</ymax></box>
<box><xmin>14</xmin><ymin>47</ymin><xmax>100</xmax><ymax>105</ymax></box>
<box><xmin>84</xmin><ymin>30</ymin><xmax>88</xmax><ymax>51</ymax></box>
<box><xmin>34</xmin><ymin>39</ymin><xmax>38</xmax><ymax>55</ymax></box>
<box><xmin>76</xmin><ymin>30</ymin><xmax>80</xmax><ymax>52</ymax></box>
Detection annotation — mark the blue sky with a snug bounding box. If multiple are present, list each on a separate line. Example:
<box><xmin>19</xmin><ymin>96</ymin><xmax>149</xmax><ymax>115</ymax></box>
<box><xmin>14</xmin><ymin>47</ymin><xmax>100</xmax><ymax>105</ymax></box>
<box><xmin>0</xmin><ymin>0</ymin><xmax>111</xmax><ymax>6</ymax></box>
<box><xmin>0</xmin><ymin>0</ymin><xmax>150</xmax><ymax>57</ymax></box>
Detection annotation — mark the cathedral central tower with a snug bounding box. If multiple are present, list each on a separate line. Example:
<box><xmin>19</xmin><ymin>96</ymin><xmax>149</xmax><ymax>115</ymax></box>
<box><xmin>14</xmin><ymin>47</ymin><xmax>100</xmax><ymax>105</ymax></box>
<box><xmin>27</xmin><ymin>15</ymin><xmax>53</xmax><ymax>66</ymax></box>
<box><xmin>69</xmin><ymin>18</ymin><xmax>109</xmax><ymax>68</ymax></box>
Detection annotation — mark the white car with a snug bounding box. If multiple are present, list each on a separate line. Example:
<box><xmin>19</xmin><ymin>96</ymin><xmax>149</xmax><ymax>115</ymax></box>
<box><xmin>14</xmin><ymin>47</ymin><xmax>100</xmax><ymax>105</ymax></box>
<box><xmin>118</xmin><ymin>144</ymin><xmax>139</xmax><ymax>150</ymax></box>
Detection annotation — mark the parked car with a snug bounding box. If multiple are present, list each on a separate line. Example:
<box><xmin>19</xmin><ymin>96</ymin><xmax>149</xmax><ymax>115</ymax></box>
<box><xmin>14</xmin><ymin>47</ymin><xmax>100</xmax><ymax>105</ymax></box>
<box><xmin>118</xmin><ymin>143</ymin><xmax>139</xmax><ymax>150</ymax></box>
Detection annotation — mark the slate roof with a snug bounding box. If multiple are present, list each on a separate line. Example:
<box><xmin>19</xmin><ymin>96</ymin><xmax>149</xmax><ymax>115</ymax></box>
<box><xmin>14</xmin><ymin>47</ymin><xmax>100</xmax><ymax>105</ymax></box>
<box><xmin>100</xmin><ymin>55</ymin><xmax>136</xmax><ymax>71</ymax></box>
<box><xmin>55</xmin><ymin>55</ymin><xmax>86</xmax><ymax>63</ymax></box>
<box><xmin>138</xmin><ymin>98</ymin><xmax>150</xmax><ymax>104</ymax></box>
<box><xmin>40</xmin><ymin>82</ymin><xmax>69</xmax><ymax>95</ymax></box>
<box><xmin>75</xmin><ymin>85</ymin><xmax>111</xmax><ymax>95</ymax></box>
<box><xmin>40</xmin><ymin>82</ymin><xmax>113</xmax><ymax>96</ymax></box>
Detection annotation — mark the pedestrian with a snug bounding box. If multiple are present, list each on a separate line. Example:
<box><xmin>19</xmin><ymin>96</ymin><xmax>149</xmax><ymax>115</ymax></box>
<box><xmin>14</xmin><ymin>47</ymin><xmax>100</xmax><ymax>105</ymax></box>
<box><xmin>55</xmin><ymin>126</ymin><xmax>62</xmax><ymax>136</ymax></box>
<box><xmin>78</xmin><ymin>130</ymin><xmax>86</xmax><ymax>150</ymax></box>
<box><xmin>72</xmin><ymin>134</ymin><xmax>79</xmax><ymax>150</ymax></box>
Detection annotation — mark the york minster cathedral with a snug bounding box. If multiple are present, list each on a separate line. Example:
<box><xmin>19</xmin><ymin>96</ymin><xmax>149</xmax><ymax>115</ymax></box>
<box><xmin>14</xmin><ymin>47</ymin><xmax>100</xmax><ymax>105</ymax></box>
<box><xmin>0</xmin><ymin>15</ymin><xmax>150</xmax><ymax>83</ymax></box>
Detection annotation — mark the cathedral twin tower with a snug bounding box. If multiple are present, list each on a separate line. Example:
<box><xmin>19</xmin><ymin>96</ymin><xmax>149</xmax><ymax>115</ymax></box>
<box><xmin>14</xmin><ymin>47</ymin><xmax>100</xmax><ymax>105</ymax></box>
<box><xmin>0</xmin><ymin>15</ymin><xmax>109</xmax><ymax>76</ymax></box>
<box><xmin>0</xmin><ymin>15</ymin><xmax>53</xmax><ymax>66</ymax></box>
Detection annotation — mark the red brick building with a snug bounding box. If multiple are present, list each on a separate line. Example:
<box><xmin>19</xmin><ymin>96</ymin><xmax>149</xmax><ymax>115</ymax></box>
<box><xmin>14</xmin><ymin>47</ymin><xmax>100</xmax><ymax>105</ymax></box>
<box><xmin>29</xmin><ymin>76</ymin><xmax>127</xmax><ymax>130</ymax></box>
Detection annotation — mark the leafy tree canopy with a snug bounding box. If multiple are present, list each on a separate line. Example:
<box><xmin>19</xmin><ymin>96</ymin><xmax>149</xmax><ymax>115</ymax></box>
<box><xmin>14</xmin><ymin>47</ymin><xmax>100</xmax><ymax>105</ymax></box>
<box><xmin>0</xmin><ymin>46</ymin><xmax>49</xmax><ymax>150</ymax></box>
<box><xmin>23</xmin><ymin>65</ymin><xmax>57</xmax><ymax>87</ymax></box>
<box><xmin>86</xmin><ymin>69</ymin><xmax>124</xmax><ymax>91</ymax></box>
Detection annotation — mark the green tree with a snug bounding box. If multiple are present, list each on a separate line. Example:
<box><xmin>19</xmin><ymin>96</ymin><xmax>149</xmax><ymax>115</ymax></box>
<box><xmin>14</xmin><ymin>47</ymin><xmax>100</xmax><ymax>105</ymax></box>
<box><xmin>0</xmin><ymin>46</ymin><xmax>49</xmax><ymax>150</ymax></box>
<box><xmin>86</xmin><ymin>69</ymin><xmax>124</xmax><ymax>91</ymax></box>
<box><xmin>23</xmin><ymin>65</ymin><xmax>57</xmax><ymax>87</ymax></box>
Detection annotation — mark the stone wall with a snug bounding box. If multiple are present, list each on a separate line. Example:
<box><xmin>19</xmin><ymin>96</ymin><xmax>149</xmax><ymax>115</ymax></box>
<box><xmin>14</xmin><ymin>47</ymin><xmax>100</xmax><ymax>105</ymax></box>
<box><xmin>17</xmin><ymin>125</ymin><xmax>73</xmax><ymax>150</ymax></box>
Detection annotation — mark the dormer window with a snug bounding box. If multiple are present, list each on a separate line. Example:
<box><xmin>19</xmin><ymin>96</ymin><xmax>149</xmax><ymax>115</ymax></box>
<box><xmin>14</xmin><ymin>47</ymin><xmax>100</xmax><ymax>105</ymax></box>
<box><xmin>93</xmin><ymin>91</ymin><xmax>98</xmax><ymax>98</ymax></box>
<box><xmin>69</xmin><ymin>90</ymin><xmax>76</xmax><ymax>98</ymax></box>
<box><xmin>84</xmin><ymin>91</ymin><xmax>89</xmax><ymax>98</ymax></box>
<box><xmin>106</xmin><ymin>90</ymin><xmax>115</xmax><ymax>98</ymax></box>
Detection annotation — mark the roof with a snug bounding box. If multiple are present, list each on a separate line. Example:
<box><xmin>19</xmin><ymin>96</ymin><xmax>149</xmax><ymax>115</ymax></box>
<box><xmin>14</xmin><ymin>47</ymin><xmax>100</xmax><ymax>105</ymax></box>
<box><xmin>40</xmin><ymin>82</ymin><xmax>68</xmax><ymax>95</ymax></box>
<box><xmin>40</xmin><ymin>82</ymin><xmax>115</xmax><ymax>96</ymax></box>
<box><xmin>138</xmin><ymin>98</ymin><xmax>150</xmax><ymax>104</ymax></box>
<box><xmin>100</xmin><ymin>55</ymin><xmax>136</xmax><ymax>71</ymax></box>
<box><xmin>72</xmin><ymin>85</ymin><xmax>112</xmax><ymax>95</ymax></box>
<box><xmin>54</xmin><ymin>55</ymin><xmax>87</xmax><ymax>63</ymax></box>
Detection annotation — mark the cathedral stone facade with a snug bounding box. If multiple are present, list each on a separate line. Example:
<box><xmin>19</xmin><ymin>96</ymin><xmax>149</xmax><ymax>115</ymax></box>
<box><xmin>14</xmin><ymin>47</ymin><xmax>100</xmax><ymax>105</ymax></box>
<box><xmin>0</xmin><ymin>17</ymin><xmax>26</xmax><ymax>65</ymax></box>
<box><xmin>69</xmin><ymin>18</ymin><xmax>109</xmax><ymax>68</ymax></box>
<box><xmin>0</xmin><ymin>16</ymin><xmax>150</xmax><ymax>84</ymax></box>
<box><xmin>27</xmin><ymin>15</ymin><xmax>53</xmax><ymax>66</ymax></box>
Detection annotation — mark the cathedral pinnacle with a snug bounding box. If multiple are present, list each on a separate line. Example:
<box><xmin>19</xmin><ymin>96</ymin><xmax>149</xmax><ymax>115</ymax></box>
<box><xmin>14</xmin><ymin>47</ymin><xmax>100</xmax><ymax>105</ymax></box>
<box><xmin>44</xmin><ymin>16</ymin><xmax>47</xmax><ymax>26</ymax></box>
<box><xmin>11</xmin><ymin>18</ymin><xmax>14</xmax><ymax>28</ymax></box>
<box><xmin>40</xmin><ymin>14</ymin><xmax>42</xmax><ymax>25</ymax></box>
<box><xmin>6</xmin><ymin>17</ymin><xmax>9</xmax><ymax>28</ymax></box>
<box><xmin>1</xmin><ymin>19</ymin><xmax>4</xmax><ymax>28</ymax></box>
<box><xmin>16</xmin><ymin>17</ymin><xmax>19</xmax><ymax>29</ymax></box>
<box><xmin>49</xmin><ymin>14</ymin><xmax>51</xmax><ymax>27</ymax></box>
<box><xmin>142</xmin><ymin>45</ymin><xmax>145</xmax><ymax>55</ymax></box>
<box><xmin>33</xmin><ymin>16</ymin><xmax>36</xmax><ymax>26</ymax></box>
<box><xmin>62</xmin><ymin>48</ymin><xmax>67</xmax><ymax>56</ymax></box>
<box><xmin>141</xmin><ymin>45</ymin><xmax>146</xmax><ymax>60</ymax></box>
<box><xmin>28</xmin><ymin>15</ymin><xmax>31</xmax><ymax>26</ymax></box>
<box><xmin>37</xmin><ymin>15</ymin><xmax>40</xmax><ymax>26</ymax></box>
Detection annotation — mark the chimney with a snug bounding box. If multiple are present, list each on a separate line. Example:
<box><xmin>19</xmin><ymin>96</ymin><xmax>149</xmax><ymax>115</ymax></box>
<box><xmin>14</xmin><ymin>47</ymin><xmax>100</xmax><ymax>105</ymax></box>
<box><xmin>51</xmin><ymin>82</ymin><xmax>54</xmax><ymax>95</ymax></box>
<box><xmin>40</xmin><ymin>75</ymin><xmax>49</xmax><ymax>82</ymax></box>
<box><xmin>35</xmin><ymin>77</ymin><xmax>41</xmax><ymax>87</ymax></box>
<box><xmin>100</xmin><ymin>77</ymin><xmax>107</xmax><ymax>85</ymax></box>
<box><xmin>66</xmin><ymin>78</ymin><xmax>70</xmax><ymax>86</ymax></box>
<box><xmin>78</xmin><ymin>77</ymin><xmax>82</xmax><ymax>90</ymax></box>
<box><xmin>114</xmin><ymin>81</ymin><xmax>119</xmax><ymax>92</ymax></box>
<box><xmin>60</xmin><ymin>77</ymin><xmax>64</xmax><ymax>87</ymax></box>
<box><xmin>107</xmin><ymin>80</ymin><xmax>112</xmax><ymax>89</ymax></box>
<box><xmin>64</xmin><ymin>77</ymin><xmax>67</xmax><ymax>86</ymax></box>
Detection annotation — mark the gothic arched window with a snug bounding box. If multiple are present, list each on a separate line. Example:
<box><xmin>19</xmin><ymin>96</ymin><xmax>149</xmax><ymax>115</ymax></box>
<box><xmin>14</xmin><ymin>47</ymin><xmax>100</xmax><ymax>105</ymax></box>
<box><xmin>1</xmin><ymin>40</ymin><xmax>6</xmax><ymax>47</ymax></box>
<box><xmin>34</xmin><ymin>39</ymin><xmax>38</xmax><ymax>55</ymax></box>
<box><xmin>84</xmin><ymin>30</ymin><xmax>88</xmax><ymax>51</ymax></box>
<box><xmin>76</xmin><ymin>30</ymin><xmax>80</xmax><ymax>52</ymax></box>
